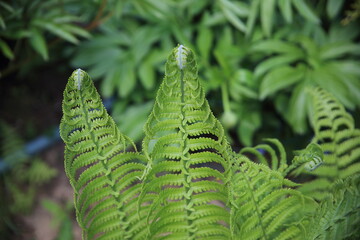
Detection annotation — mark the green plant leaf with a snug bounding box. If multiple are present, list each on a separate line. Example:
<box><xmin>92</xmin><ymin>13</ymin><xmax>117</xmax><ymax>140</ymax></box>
<box><xmin>118</xmin><ymin>63</ymin><xmax>136</xmax><ymax>97</ymax></box>
<box><xmin>42</xmin><ymin>199</ymin><xmax>67</xmax><ymax>227</ymax></box>
<box><xmin>328</xmin><ymin>63</ymin><xmax>360</xmax><ymax>107</ymax></box>
<box><xmin>261</xmin><ymin>0</ymin><xmax>275</xmax><ymax>37</ymax></box>
<box><xmin>260</xmin><ymin>66</ymin><xmax>304</xmax><ymax>99</ymax></box>
<box><xmin>279</xmin><ymin>0</ymin><xmax>292</xmax><ymax>23</ymax></box>
<box><xmin>100</xmin><ymin>67</ymin><xmax>117</xmax><ymax>97</ymax></box>
<box><xmin>254</xmin><ymin>54</ymin><xmax>303</xmax><ymax>77</ymax></box>
<box><xmin>220</xmin><ymin>0</ymin><xmax>246</xmax><ymax>32</ymax></box>
<box><xmin>295</xmin><ymin>36</ymin><xmax>319</xmax><ymax>59</ymax></box>
<box><xmin>113</xmin><ymin>101</ymin><xmax>153</xmax><ymax>143</ymax></box>
<box><xmin>330</xmin><ymin>60</ymin><xmax>360</xmax><ymax>76</ymax></box>
<box><xmin>33</xmin><ymin>19</ymin><xmax>79</xmax><ymax>44</ymax></box>
<box><xmin>306</xmin><ymin>174</ymin><xmax>360</xmax><ymax>239</ymax></box>
<box><xmin>291</xmin><ymin>0</ymin><xmax>320</xmax><ymax>23</ymax></box>
<box><xmin>286</xmin><ymin>83</ymin><xmax>308</xmax><ymax>134</ymax></box>
<box><xmin>0</xmin><ymin>15</ymin><xmax>5</xmax><ymax>29</ymax></box>
<box><xmin>230</xmin><ymin>69</ymin><xmax>258</xmax><ymax>100</ymax></box>
<box><xmin>320</xmin><ymin>42</ymin><xmax>360</xmax><ymax>60</ymax></box>
<box><xmin>251</xmin><ymin>39</ymin><xmax>302</xmax><ymax>55</ymax></box>
<box><xmin>312</xmin><ymin>67</ymin><xmax>355</xmax><ymax>109</ymax></box>
<box><xmin>140</xmin><ymin>45</ymin><xmax>232</xmax><ymax>239</ymax></box>
<box><xmin>246</xmin><ymin>0</ymin><xmax>260</xmax><ymax>36</ymax></box>
<box><xmin>60</xmin><ymin>69</ymin><xmax>148</xmax><ymax>239</ymax></box>
<box><xmin>196</xmin><ymin>25</ymin><xmax>213</xmax><ymax>62</ymax></box>
<box><xmin>329</xmin><ymin>23</ymin><xmax>360</xmax><ymax>42</ymax></box>
<box><xmin>60</xmin><ymin>24</ymin><xmax>91</xmax><ymax>39</ymax></box>
<box><xmin>327</xmin><ymin>0</ymin><xmax>344</xmax><ymax>19</ymax></box>
<box><xmin>220</xmin><ymin>0</ymin><xmax>249</xmax><ymax>17</ymax></box>
<box><xmin>131</xmin><ymin>26</ymin><xmax>161</xmax><ymax>65</ymax></box>
<box><xmin>0</xmin><ymin>39</ymin><xmax>14</xmax><ymax>60</ymax></box>
<box><xmin>185</xmin><ymin>0</ymin><xmax>210</xmax><ymax>17</ymax></box>
<box><xmin>298</xmin><ymin>88</ymin><xmax>360</xmax><ymax>201</ymax></box>
<box><xmin>138</xmin><ymin>60</ymin><xmax>155</xmax><ymax>90</ymax></box>
<box><xmin>29</xmin><ymin>28</ymin><xmax>49</xmax><ymax>60</ymax></box>
<box><xmin>237</xmin><ymin>110</ymin><xmax>261</xmax><ymax>146</ymax></box>
<box><xmin>0</xmin><ymin>1</ymin><xmax>13</xmax><ymax>13</ymax></box>
<box><xmin>42</xmin><ymin>200</ymin><xmax>74</xmax><ymax>240</ymax></box>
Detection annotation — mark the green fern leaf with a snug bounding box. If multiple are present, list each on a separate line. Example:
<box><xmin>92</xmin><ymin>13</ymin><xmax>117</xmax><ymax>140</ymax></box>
<box><xmin>298</xmin><ymin>88</ymin><xmax>360</xmax><ymax>200</ymax></box>
<box><xmin>140</xmin><ymin>45</ymin><xmax>232</xmax><ymax>239</ymax></box>
<box><xmin>230</xmin><ymin>154</ymin><xmax>313</xmax><ymax>240</ymax></box>
<box><xmin>306</xmin><ymin>174</ymin><xmax>360</xmax><ymax>240</ymax></box>
<box><xmin>60</xmin><ymin>69</ymin><xmax>148</xmax><ymax>239</ymax></box>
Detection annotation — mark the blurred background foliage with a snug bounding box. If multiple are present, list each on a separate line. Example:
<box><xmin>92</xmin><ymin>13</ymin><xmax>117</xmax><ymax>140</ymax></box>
<box><xmin>1</xmin><ymin>0</ymin><xmax>360</xmax><ymax>145</ymax></box>
<box><xmin>0</xmin><ymin>0</ymin><xmax>359</xmax><ymax>238</ymax></box>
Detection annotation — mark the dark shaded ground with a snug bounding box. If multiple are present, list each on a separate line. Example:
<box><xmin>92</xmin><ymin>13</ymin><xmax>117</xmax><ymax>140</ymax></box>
<box><xmin>18</xmin><ymin>143</ymin><xmax>82</xmax><ymax>240</ymax></box>
<box><xmin>1</xmin><ymin>62</ymin><xmax>82</xmax><ymax>239</ymax></box>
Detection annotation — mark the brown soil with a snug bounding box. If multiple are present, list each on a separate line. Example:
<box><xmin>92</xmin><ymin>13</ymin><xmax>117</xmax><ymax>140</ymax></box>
<box><xmin>19</xmin><ymin>144</ymin><xmax>82</xmax><ymax>240</ymax></box>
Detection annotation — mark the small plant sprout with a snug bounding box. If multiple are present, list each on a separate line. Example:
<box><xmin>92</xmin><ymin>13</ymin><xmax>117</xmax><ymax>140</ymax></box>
<box><xmin>175</xmin><ymin>44</ymin><xmax>188</xmax><ymax>69</ymax></box>
<box><xmin>72</xmin><ymin>68</ymin><xmax>84</xmax><ymax>90</ymax></box>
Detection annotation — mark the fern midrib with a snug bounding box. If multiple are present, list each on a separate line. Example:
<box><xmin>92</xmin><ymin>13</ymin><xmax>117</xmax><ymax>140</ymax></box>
<box><xmin>78</xmin><ymin>89</ymin><xmax>128</xmax><ymax>237</ymax></box>
<box><xmin>179</xmin><ymin>69</ymin><xmax>195</xmax><ymax>238</ymax></box>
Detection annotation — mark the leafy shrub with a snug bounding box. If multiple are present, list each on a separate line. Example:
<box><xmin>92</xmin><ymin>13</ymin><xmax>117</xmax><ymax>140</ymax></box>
<box><xmin>0</xmin><ymin>0</ymin><xmax>90</xmax><ymax>62</ymax></box>
<box><xmin>2</xmin><ymin>0</ymin><xmax>359</xmax><ymax>146</ymax></box>
<box><xmin>69</xmin><ymin>0</ymin><xmax>359</xmax><ymax>146</ymax></box>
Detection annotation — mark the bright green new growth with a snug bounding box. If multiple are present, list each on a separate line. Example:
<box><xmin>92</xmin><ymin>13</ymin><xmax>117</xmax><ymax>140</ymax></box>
<box><xmin>60</xmin><ymin>69</ymin><xmax>148</xmax><ymax>239</ymax></box>
<box><xmin>60</xmin><ymin>46</ymin><xmax>360</xmax><ymax>240</ymax></box>
<box><xmin>140</xmin><ymin>45</ymin><xmax>232</xmax><ymax>239</ymax></box>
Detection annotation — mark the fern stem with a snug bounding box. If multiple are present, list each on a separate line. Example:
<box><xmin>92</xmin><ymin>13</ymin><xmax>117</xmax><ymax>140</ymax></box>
<box><xmin>221</xmin><ymin>83</ymin><xmax>231</xmax><ymax>113</ymax></box>
<box><xmin>179</xmin><ymin>63</ymin><xmax>196</xmax><ymax>239</ymax></box>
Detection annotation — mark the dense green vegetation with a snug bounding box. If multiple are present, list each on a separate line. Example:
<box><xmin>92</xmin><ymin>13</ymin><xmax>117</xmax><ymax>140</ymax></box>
<box><xmin>1</xmin><ymin>0</ymin><xmax>359</xmax><ymax>239</ymax></box>
<box><xmin>60</xmin><ymin>46</ymin><xmax>360</xmax><ymax>239</ymax></box>
<box><xmin>2</xmin><ymin>0</ymin><xmax>359</xmax><ymax>146</ymax></box>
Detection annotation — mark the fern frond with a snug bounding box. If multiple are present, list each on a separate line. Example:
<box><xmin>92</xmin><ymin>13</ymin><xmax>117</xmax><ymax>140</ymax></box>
<box><xmin>60</xmin><ymin>69</ymin><xmax>147</xmax><ymax>239</ymax></box>
<box><xmin>298</xmin><ymin>88</ymin><xmax>360</xmax><ymax>200</ymax></box>
<box><xmin>230</xmin><ymin>154</ymin><xmax>312</xmax><ymax>240</ymax></box>
<box><xmin>140</xmin><ymin>45</ymin><xmax>232</xmax><ymax>239</ymax></box>
<box><xmin>306</xmin><ymin>174</ymin><xmax>360</xmax><ymax>240</ymax></box>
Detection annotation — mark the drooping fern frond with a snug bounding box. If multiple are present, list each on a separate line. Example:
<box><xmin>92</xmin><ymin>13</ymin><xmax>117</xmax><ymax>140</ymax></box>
<box><xmin>60</xmin><ymin>70</ymin><xmax>148</xmax><ymax>239</ymax></box>
<box><xmin>139</xmin><ymin>45</ymin><xmax>232</xmax><ymax>239</ymax></box>
<box><xmin>305</xmin><ymin>174</ymin><xmax>360</xmax><ymax>240</ymax></box>
<box><xmin>297</xmin><ymin>88</ymin><xmax>360</xmax><ymax>200</ymax></box>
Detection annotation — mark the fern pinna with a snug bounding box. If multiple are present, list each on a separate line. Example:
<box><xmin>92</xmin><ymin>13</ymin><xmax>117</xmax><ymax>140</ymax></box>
<box><xmin>60</xmin><ymin>46</ymin><xmax>359</xmax><ymax>240</ymax></box>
